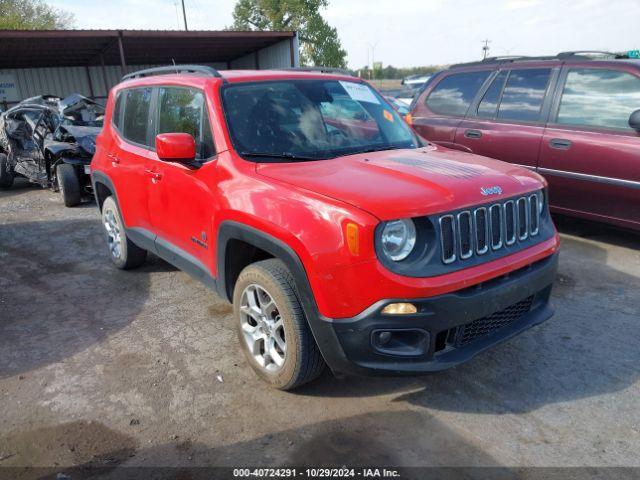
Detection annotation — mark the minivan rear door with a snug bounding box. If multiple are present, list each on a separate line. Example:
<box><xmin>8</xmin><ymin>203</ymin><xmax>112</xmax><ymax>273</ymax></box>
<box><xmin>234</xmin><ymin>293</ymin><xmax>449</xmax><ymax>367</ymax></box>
<box><xmin>454</xmin><ymin>67</ymin><xmax>558</xmax><ymax>170</ymax></box>
<box><xmin>538</xmin><ymin>66</ymin><xmax>640</xmax><ymax>229</ymax></box>
<box><xmin>411</xmin><ymin>70</ymin><xmax>492</xmax><ymax>147</ymax></box>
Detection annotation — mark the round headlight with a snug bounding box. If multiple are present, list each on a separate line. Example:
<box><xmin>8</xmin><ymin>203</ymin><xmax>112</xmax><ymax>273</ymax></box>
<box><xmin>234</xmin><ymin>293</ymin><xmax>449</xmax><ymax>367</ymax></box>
<box><xmin>381</xmin><ymin>219</ymin><xmax>417</xmax><ymax>261</ymax></box>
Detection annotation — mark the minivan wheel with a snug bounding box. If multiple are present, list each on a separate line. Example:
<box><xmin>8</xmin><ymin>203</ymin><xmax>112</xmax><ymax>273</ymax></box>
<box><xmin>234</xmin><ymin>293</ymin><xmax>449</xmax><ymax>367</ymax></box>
<box><xmin>233</xmin><ymin>259</ymin><xmax>325</xmax><ymax>390</ymax></box>
<box><xmin>101</xmin><ymin>196</ymin><xmax>147</xmax><ymax>269</ymax></box>
<box><xmin>0</xmin><ymin>153</ymin><xmax>14</xmax><ymax>189</ymax></box>
<box><xmin>56</xmin><ymin>163</ymin><xmax>82</xmax><ymax>207</ymax></box>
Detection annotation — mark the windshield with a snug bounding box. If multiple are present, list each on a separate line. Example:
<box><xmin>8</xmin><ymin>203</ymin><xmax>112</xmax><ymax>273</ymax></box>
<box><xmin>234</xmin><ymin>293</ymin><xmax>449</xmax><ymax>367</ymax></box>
<box><xmin>222</xmin><ymin>79</ymin><xmax>420</xmax><ymax>161</ymax></box>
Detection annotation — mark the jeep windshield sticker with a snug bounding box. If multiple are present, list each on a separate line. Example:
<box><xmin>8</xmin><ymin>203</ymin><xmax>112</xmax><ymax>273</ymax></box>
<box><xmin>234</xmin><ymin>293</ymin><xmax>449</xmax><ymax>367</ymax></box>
<box><xmin>339</xmin><ymin>81</ymin><xmax>380</xmax><ymax>104</ymax></box>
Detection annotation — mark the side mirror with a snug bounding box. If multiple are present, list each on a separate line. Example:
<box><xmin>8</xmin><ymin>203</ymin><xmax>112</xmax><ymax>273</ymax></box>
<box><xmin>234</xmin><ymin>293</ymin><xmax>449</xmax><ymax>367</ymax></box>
<box><xmin>155</xmin><ymin>133</ymin><xmax>196</xmax><ymax>163</ymax></box>
<box><xmin>629</xmin><ymin>109</ymin><xmax>640</xmax><ymax>133</ymax></box>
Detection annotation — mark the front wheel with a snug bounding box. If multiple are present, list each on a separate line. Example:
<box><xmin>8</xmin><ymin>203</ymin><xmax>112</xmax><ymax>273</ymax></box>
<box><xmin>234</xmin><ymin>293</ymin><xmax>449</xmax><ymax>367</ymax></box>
<box><xmin>0</xmin><ymin>153</ymin><xmax>14</xmax><ymax>189</ymax></box>
<box><xmin>101</xmin><ymin>196</ymin><xmax>147</xmax><ymax>270</ymax></box>
<box><xmin>233</xmin><ymin>259</ymin><xmax>325</xmax><ymax>390</ymax></box>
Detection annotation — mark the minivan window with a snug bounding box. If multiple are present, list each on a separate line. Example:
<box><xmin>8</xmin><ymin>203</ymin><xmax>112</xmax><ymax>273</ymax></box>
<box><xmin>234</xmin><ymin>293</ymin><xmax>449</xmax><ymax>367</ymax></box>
<box><xmin>477</xmin><ymin>71</ymin><xmax>508</xmax><ymax>118</ymax></box>
<box><xmin>157</xmin><ymin>87</ymin><xmax>216</xmax><ymax>160</ymax></box>
<box><xmin>122</xmin><ymin>88</ymin><xmax>152</xmax><ymax>146</ymax></box>
<box><xmin>497</xmin><ymin>69</ymin><xmax>551</xmax><ymax>122</ymax></box>
<box><xmin>425</xmin><ymin>71</ymin><xmax>491</xmax><ymax>116</ymax></box>
<box><xmin>557</xmin><ymin>68</ymin><xmax>640</xmax><ymax>130</ymax></box>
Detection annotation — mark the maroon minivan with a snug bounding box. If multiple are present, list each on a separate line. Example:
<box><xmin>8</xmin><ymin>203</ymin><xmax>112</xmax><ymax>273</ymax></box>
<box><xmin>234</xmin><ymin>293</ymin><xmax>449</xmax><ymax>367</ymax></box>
<box><xmin>409</xmin><ymin>52</ymin><xmax>640</xmax><ymax>231</ymax></box>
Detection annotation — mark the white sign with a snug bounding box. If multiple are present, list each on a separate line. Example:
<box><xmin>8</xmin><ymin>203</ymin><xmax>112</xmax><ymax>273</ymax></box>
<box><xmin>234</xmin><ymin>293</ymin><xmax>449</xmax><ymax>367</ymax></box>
<box><xmin>0</xmin><ymin>75</ymin><xmax>20</xmax><ymax>103</ymax></box>
<box><xmin>340</xmin><ymin>81</ymin><xmax>380</xmax><ymax>104</ymax></box>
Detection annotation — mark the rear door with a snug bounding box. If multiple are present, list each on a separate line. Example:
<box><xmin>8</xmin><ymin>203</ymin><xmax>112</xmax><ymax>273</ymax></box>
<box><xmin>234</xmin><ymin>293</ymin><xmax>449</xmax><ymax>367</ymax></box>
<box><xmin>455</xmin><ymin>67</ymin><xmax>558</xmax><ymax>169</ymax></box>
<box><xmin>146</xmin><ymin>86</ymin><xmax>219</xmax><ymax>278</ymax></box>
<box><xmin>411</xmin><ymin>70</ymin><xmax>492</xmax><ymax>147</ymax></box>
<box><xmin>109</xmin><ymin>87</ymin><xmax>155</xmax><ymax>234</ymax></box>
<box><xmin>538</xmin><ymin>66</ymin><xmax>640</xmax><ymax>228</ymax></box>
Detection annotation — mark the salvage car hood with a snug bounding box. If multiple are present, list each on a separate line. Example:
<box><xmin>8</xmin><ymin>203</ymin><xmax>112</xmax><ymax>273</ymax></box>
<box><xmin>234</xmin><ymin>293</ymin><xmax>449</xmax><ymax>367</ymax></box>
<box><xmin>256</xmin><ymin>144</ymin><xmax>545</xmax><ymax>220</ymax></box>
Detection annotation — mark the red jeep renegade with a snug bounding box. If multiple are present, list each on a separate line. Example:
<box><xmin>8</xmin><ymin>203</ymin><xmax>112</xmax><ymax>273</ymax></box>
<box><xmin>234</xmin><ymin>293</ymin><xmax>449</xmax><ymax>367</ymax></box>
<box><xmin>91</xmin><ymin>65</ymin><xmax>560</xmax><ymax>390</ymax></box>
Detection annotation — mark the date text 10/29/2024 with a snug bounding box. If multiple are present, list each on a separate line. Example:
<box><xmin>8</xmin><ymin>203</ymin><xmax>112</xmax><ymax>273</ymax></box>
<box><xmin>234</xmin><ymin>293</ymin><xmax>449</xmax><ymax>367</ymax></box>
<box><xmin>233</xmin><ymin>468</ymin><xmax>402</xmax><ymax>478</ymax></box>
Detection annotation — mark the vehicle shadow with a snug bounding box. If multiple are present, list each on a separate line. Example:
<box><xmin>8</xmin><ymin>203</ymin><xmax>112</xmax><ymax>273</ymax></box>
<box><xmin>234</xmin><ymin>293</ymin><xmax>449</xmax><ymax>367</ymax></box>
<box><xmin>552</xmin><ymin>213</ymin><xmax>640</xmax><ymax>250</ymax></box>
<box><xmin>0</xmin><ymin>412</ymin><xmax>500</xmax><ymax>478</ymax></box>
<box><xmin>0</xmin><ymin>177</ymin><xmax>39</xmax><ymax>198</ymax></box>
<box><xmin>0</xmin><ymin>219</ymin><xmax>150</xmax><ymax>380</ymax></box>
<box><xmin>298</xmin><ymin>230</ymin><xmax>640</xmax><ymax>415</ymax></box>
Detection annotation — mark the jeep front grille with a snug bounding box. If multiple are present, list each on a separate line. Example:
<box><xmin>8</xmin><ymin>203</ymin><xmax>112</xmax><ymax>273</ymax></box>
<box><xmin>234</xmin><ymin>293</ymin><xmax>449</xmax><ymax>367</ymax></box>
<box><xmin>439</xmin><ymin>192</ymin><xmax>542</xmax><ymax>264</ymax></box>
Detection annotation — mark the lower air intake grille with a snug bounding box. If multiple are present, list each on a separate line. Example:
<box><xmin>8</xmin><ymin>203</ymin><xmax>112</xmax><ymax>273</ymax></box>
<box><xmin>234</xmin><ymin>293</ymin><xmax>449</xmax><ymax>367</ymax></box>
<box><xmin>455</xmin><ymin>296</ymin><xmax>534</xmax><ymax>346</ymax></box>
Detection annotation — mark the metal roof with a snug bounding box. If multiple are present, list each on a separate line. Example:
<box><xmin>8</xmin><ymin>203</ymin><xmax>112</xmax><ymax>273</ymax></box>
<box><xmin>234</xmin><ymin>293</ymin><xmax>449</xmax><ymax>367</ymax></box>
<box><xmin>0</xmin><ymin>29</ymin><xmax>296</xmax><ymax>69</ymax></box>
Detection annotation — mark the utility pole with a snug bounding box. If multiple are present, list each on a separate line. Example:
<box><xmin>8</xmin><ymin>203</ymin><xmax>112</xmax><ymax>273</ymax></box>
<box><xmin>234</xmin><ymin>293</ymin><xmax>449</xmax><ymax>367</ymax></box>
<box><xmin>181</xmin><ymin>0</ymin><xmax>189</xmax><ymax>31</ymax></box>
<box><xmin>482</xmin><ymin>38</ymin><xmax>491</xmax><ymax>59</ymax></box>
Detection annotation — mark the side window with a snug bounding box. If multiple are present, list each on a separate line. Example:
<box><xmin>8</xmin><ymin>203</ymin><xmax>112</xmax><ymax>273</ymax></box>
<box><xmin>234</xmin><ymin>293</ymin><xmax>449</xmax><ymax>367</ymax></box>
<box><xmin>425</xmin><ymin>71</ymin><xmax>491</xmax><ymax>116</ymax></box>
<box><xmin>112</xmin><ymin>91</ymin><xmax>124</xmax><ymax>130</ymax></box>
<box><xmin>497</xmin><ymin>69</ymin><xmax>551</xmax><ymax>122</ymax></box>
<box><xmin>557</xmin><ymin>68</ymin><xmax>640</xmax><ymax>130</ymax></box>
<box><xmin>122</xmin><ymin>88</ymin><xmax>152</xmax><ymax>146</ymax></box>
<box><xmin>157</xmin><ymin>87</ymin><xmax>216</xmax><ymax>160</ymax></box>
<box><xmin>477</xmin><ymin>71</ymin><xmax>508</xmax><ymax>118</ymax></box>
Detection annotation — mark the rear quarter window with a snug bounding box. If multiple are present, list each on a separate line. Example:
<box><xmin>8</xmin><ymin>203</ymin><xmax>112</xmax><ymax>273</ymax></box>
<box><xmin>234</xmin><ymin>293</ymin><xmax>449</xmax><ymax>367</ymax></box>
<box><xmin>425</xmin><ymin>71</ymin><xmax>491</xmax><ymax>116</ymax></box>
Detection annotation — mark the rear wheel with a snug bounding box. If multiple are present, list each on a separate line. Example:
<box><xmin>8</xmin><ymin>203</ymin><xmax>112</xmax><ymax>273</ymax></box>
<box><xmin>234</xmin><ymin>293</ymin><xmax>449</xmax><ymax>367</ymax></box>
<box><xmin>101</xmin><ymin>196</ymin><xmax>147</xmax><ymax>269</ymax></box>
<box><xmin>233</xmin><ymin>259</ymin><xmax>325</xmax><ymax>390</ymax></box>
<box><xmin>56</xmin><ymin>163</ymin><xmax>81</xmax><ymax>207</ymax></box>
<box><xmin>0</xmin><ymin>153</ymin><xmax>14</xmax><ymax>189</ymax></box>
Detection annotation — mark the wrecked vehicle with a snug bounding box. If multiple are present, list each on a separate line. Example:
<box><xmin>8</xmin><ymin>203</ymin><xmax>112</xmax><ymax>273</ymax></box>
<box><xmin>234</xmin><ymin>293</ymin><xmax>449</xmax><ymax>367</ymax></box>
<box><xmin>0</xmin><ymin>94</ymin><xmax>104</xmax><ymax>206</ymax></box>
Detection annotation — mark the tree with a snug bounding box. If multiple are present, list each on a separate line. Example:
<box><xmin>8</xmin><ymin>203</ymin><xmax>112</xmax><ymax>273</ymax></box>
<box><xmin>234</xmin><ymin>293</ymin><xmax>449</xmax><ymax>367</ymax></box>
<box><xmin>230</xmin><ymin>0</ymin><xmax>347</xmax><ymax>68</ymax></box>
<box><xmin>0</xmin><ymin>0</ymin><xmax>75</xmax><ymax>29</ymax></box>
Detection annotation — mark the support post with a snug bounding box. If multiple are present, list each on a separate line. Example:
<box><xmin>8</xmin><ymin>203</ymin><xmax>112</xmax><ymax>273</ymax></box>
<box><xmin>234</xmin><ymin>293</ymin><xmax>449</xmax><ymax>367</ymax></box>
<box><xmin>100</xmin><ymin>54</ymin><xmax>110</xmax><ymax>98</ymax></box>
<box><xmin>254</xmin><ymin>50</ymin><xmax>260</xmax><ymax>69</ymax></box>
<box><xmin>117</xmin><ymin>31</ymin><xmax>127</xmax><ymax>76</ymax></box>
<box><xmin>85</xmin><ymin>65</ymin><xmax>95</xmax><ymax>99</ymax></box>
<box><xmin>289</xmin><ymin>34</ymin><xmax>296</xmax><ymax>67</ymax></box>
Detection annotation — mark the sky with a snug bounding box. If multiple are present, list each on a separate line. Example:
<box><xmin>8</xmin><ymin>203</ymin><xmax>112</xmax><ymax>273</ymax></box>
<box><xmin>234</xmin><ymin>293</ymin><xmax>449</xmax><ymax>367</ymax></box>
<box><xmin>49</xmin><ymin>0</ymin><xmax>640</xmax><ymax>68</ymax></box>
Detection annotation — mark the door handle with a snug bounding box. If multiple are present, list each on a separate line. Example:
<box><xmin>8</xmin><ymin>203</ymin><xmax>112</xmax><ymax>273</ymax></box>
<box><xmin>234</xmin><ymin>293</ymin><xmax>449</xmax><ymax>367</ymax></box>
<box><xmin>145</xmin><ymin>169</ymin><xmax>163</xmax><ymax>183</ymax></box>
<box><xmin>464</xmin><ymin>129</ymin><xmax>483</xmax><ymax>139</ymax></box>
<box><xmin>550</xmin><ymin>138</ymin><xmax>572</xmax><ymax>150</ymax></box>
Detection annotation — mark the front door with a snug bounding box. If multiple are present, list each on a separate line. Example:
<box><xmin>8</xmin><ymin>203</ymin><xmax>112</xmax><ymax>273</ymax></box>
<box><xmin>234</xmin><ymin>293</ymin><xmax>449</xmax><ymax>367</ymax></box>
<box><xmin>538</xmin><ymin>66</ymin><xmax>640</xmax><ymax>228</ymax></box>
<box><xmin>146</xmin><ymin>86</ymin><xmax>219</xmax><ymax>280</ymax></box>
<box><xmin>455</xmin><ymin>67</ymin><xmax>556</xmax><ymax>170</ymax></box>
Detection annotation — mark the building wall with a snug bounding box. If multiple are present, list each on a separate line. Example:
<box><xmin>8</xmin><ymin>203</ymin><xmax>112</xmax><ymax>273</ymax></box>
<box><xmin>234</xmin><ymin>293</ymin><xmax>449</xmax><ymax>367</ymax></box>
<box><xmin>0</xmin><ymin>37</ymin><xmax>298</xmax><ymax>107</ymax></box>
<box><xmin>230</xmin><ymin>37</ymin><xmax>299</xmax><ymax>70</ymax></box>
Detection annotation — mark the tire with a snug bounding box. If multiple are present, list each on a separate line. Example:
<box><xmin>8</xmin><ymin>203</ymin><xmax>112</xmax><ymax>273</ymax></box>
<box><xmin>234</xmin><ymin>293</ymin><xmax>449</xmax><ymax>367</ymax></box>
<box><xmin>233</xmin><ymin>259</ymin><xmax>325</xmax><ymax>390</ymax></box>
<box><xmin>101</xmin><ymin>196</ymin><xmax>147</xmax><ymax>270</ymax></box>
<box><xmin>0</xmin><ymin>153</ymin><xmax>14</xmax><ymax>189</ymax></box>
<box><xmin>56</xmin><ymin>163</ymin><xmax>82</xmax><ymax>207</ymax></box>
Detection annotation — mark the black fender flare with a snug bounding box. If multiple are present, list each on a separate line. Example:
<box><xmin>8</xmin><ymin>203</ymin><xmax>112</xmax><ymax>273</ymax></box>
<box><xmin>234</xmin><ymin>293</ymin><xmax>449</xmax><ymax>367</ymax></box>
<box><xmin>216</xmin><ymin>220</ymin><xmax>347</xmax><ymax>372</ymax></box>
<box><xmin>91</xmin><ymin>170</ymin><xmax>119</xmax><ymax>211</ymax></box>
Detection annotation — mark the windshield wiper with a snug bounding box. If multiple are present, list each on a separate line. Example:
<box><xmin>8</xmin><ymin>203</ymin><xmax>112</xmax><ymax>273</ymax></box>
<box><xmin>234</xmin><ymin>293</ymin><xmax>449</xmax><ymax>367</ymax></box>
<box><xmin>356</xmin><ymin>144</ymin><xmax>405</xmax><ymax>154</ymax></box>
<box><xmin>240</xmin><ymin>151</ymin><xmax>319</xmax><ymax>161</ymax></box>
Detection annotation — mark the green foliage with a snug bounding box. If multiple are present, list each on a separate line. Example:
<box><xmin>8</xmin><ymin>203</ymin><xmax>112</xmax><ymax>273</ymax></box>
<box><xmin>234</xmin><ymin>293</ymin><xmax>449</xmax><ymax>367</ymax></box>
<box><xmin>0</xmin><ymin>0</ymin><xmax>75</xmax><ymax>29</ymax></box>
<box><xmin>230</xmin><ymin>0</ymin><xmax>347</xmax><ymax>68</ymax></box>
<box><xmin>355</xmin><ymin>65</ymin><xmax>441</xmax><ymax>80</ymax></box>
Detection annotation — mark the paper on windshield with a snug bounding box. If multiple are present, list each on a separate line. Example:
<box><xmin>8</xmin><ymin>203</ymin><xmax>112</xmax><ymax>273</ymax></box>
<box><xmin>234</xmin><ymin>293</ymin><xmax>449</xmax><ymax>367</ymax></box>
<box><xmin>340</xmin><ymin>81</ymin><xmax>380</xmax><ymax>104</ymax></box>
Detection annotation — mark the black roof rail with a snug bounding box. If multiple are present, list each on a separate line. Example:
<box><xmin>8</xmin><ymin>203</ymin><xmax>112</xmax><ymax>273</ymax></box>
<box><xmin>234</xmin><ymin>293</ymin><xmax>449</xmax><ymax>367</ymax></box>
<box><xmin>449</xmin><ymin>55</ymin><xmax>556</xmax><ymax>68</ymax></box>
<box><xmin>557</xmin><ymin>50</ymin><xmax>629</xmax><ymax>59</ymax></box>
<box><xmin>122</xmin><ymin>65</ymin><xmax>222</xmax><ymax>82</ymax></box>
<box><xmin>277</xmin><ymin>66</ymin><xmax>354</xmax><ymax>76</ymax></box>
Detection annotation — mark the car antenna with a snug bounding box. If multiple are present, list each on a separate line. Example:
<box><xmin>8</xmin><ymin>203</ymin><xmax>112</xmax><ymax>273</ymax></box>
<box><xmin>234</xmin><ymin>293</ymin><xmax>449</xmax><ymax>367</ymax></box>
<box><xmin>172</xmin><ymin>58</ymin><xmax>178</xmax><ymax>74</ymax></box>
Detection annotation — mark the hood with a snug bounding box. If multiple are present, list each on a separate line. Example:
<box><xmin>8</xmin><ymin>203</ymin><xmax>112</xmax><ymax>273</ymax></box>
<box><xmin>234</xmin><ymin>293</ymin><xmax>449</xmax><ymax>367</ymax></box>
<box><xmin>256</xmin><ymin>145</ymin><xmax>545</xmax><ymax>220</ymax></box>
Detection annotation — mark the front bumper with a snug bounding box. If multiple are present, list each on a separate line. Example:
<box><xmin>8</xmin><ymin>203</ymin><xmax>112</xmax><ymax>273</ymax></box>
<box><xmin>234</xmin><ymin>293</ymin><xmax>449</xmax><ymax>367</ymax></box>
<box><xmin>310</xmin><ymin>252</ymin><xmax>558</xmax><ymax>376</ymax></box>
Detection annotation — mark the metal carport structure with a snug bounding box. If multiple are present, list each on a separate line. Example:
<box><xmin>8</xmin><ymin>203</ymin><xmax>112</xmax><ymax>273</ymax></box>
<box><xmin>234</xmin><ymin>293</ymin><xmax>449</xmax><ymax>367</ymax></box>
<box><xmin>0</xmin><ymin>29</ymin><xmax>299</xmax><ymax>107</ymax></box>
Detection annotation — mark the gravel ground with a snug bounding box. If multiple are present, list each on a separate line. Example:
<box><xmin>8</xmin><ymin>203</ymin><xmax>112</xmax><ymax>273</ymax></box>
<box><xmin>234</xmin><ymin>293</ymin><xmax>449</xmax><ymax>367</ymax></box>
<box><xmin>0</xmin><ymin>179</ymin><xmax>639</xmax><ymax>478</ymax></box>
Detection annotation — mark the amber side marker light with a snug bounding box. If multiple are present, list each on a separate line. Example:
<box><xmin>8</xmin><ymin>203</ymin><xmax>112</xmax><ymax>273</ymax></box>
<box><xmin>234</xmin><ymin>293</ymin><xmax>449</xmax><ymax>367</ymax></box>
<box><xmin>381</xmin><ymin>303</ymin><xmax>418</xmax><ymax>315</ymax></box>
<box><xmin>346</xmin><ymin>222</ymin><xmax>359</xmax><ymax>255</ymax></box>
<box><xmin>404</xmin><ymin>113</ymin><xmax>413</xmax><ymax>125</ymax></box>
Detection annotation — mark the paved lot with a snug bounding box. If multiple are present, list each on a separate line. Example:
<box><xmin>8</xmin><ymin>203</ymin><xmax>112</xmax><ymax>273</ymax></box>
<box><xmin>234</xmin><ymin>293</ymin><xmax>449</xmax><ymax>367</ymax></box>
<box><xmin>1</xmin><ymin>179</ymin><xmax>639</xmax><ymax>476</ymax></box>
